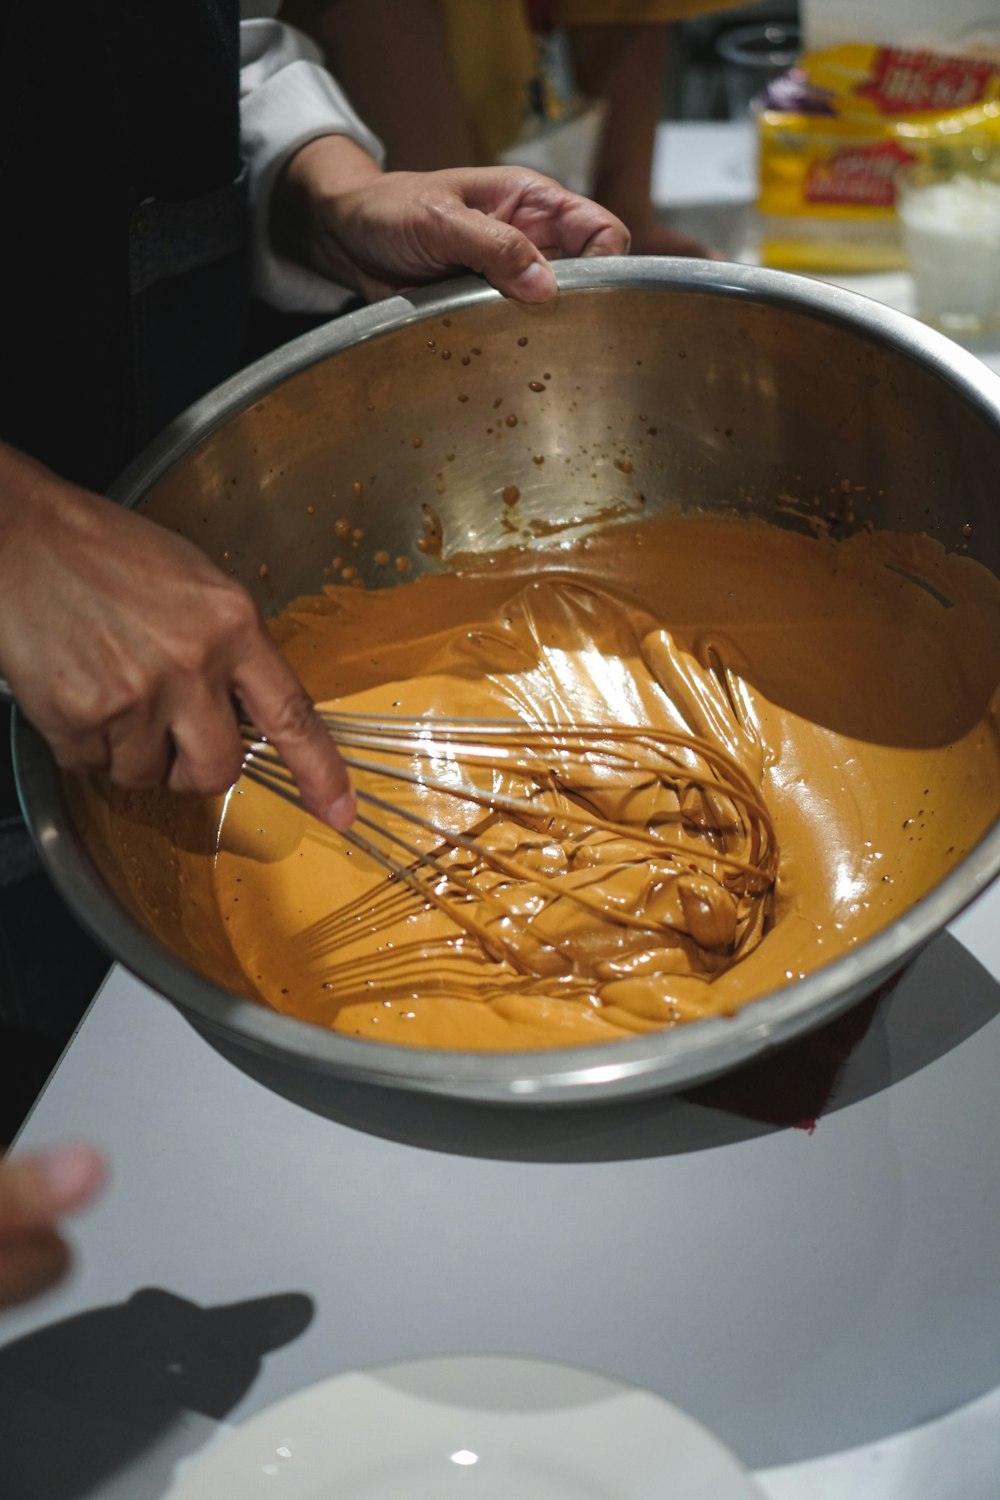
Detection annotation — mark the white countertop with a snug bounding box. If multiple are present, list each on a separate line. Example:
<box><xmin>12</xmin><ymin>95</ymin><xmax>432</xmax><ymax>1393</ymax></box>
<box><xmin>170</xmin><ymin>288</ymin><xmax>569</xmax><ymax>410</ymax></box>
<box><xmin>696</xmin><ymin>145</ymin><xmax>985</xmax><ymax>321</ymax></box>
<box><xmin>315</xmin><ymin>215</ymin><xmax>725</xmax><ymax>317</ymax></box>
<box><xmin>3</xmin><ymin>883</ymin><xmax>1000</xmax><ymax>1499</ymax></box>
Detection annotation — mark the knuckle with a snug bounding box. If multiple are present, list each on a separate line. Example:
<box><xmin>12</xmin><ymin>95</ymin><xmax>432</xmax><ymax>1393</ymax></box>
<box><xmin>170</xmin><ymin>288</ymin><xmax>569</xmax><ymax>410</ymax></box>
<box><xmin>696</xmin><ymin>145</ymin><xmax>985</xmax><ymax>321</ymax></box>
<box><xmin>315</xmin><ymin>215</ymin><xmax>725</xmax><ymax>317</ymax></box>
<box><xmin>485</xmin><ymin>218</ymin><xmax>528</xmax><ymax>266</ymax></box>
<box><xmin>174</xmin><ymin>586</ymin><xmax>260</xmax><ymax>676</ymax></box>
<box><xmin>266</xmin><ymin>689</ymin><xmax>321</xmax><ymax>744</ymax></box>
<box><xmin>50</xmin><ymin>668</ymin><xmax>146</xmax><ymax>734</ymax></box>
<box><xmin>213</xmin><ymin>580</ymin><xmax>260</xmax><ymax>638</ymax></box>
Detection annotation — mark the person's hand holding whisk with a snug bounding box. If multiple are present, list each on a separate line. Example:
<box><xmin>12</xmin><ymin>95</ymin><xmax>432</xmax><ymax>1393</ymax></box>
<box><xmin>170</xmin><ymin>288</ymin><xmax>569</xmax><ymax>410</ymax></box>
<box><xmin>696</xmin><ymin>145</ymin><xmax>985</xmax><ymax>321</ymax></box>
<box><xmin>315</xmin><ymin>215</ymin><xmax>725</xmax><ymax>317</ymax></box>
<box><xmin>0</xmin><ymin>443</ymin><xmax>358</xmax><ymax>831</ymax></box>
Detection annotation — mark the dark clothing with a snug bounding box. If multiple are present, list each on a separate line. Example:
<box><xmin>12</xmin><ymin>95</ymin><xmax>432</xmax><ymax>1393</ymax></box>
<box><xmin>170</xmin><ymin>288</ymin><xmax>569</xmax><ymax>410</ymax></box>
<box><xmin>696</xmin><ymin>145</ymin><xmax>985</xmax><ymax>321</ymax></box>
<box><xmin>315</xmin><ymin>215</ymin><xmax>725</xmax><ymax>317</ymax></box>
<box><xmin>0</xmin><ymin>2</ymin><xmax>258</xmax><ymax>1124</ymax></box>
<box><xmin>0</xmin><ymin>0</ymin><xmax>249</xmax><ymax>491</ymax></box>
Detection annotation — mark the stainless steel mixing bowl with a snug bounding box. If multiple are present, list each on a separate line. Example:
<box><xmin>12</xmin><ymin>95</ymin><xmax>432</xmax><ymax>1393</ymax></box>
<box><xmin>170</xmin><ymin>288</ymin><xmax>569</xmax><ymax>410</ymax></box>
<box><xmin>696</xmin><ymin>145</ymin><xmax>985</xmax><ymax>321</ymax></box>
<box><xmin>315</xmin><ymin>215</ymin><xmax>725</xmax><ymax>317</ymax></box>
<box><xmin>14</xmin><ymin>258</ymin><xmax>1000</xmax><ymax>1104</ymax></box>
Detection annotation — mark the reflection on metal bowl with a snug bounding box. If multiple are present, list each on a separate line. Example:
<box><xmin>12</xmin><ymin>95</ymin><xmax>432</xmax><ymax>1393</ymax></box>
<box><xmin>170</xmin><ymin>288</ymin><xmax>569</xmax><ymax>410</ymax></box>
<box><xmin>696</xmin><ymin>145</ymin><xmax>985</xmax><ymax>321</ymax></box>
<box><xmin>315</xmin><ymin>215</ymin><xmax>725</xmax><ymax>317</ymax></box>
<box><xmin>14</xmin><ymin>259</ymin><xmax>1000</xmax><ymax>1104</ymax></box>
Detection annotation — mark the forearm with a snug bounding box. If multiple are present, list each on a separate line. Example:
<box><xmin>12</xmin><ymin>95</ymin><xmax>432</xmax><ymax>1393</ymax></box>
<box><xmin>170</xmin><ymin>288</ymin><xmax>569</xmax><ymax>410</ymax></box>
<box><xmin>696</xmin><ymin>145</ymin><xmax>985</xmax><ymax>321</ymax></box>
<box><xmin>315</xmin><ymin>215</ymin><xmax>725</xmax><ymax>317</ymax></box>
<box><xmin>568</xmin><ymin>23</ymin><xmax>668</xmax><ymax>231</ymax></box>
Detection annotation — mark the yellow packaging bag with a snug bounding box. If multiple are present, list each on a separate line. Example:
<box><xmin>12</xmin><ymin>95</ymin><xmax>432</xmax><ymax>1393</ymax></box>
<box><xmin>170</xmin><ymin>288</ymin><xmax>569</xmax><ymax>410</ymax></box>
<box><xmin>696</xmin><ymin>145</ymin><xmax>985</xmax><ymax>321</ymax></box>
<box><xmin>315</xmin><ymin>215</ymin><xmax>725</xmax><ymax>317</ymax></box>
<box><xmin>758</xmin><ymin>45</ymin><xmax>1000</xmax><ymax>271</ymax></box>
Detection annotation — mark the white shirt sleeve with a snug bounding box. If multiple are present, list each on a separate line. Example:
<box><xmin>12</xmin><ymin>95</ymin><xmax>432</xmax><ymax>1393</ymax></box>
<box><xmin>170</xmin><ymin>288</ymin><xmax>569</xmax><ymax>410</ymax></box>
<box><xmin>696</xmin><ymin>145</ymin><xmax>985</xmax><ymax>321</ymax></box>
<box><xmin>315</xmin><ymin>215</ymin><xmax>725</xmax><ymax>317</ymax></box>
<box><xmin>239</xmin><ymin>3</ymin><xmax>386</xmax><ymax>314</ymax></box>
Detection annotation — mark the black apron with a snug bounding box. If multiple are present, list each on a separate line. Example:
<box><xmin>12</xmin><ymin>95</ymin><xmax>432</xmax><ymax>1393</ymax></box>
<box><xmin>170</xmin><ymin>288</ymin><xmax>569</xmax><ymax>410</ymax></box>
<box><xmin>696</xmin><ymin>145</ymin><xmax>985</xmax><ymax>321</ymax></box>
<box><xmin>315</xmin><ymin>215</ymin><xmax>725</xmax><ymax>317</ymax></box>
<box><xmin>0</xmin><ymin>0</ymin><xmax>249</xmax><ymax>492</ymax></box>
<box><xmin>0</xmin><ymin>0</ymin><xmax>251</xmax><ymax>866</ymax></box>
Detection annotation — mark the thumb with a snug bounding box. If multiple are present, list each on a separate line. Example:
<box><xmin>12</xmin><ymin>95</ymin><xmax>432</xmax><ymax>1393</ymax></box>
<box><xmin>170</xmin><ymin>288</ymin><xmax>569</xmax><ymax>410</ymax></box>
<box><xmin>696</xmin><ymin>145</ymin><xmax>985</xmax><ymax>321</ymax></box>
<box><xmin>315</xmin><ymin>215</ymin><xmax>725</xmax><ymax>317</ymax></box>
<box><xmin>473</xmin><ymin>220</ymin><xmax>558</xmax><ymax>301</ymax></box>
<box><xmin>504</xmin><ymin>257</ymin><xmax>559</xmax><ymax>303</ymax></box>
<box><xmin>425</xmin><ymin>200</ymin><xmax>559</xmax><ymax>303</ymax></box>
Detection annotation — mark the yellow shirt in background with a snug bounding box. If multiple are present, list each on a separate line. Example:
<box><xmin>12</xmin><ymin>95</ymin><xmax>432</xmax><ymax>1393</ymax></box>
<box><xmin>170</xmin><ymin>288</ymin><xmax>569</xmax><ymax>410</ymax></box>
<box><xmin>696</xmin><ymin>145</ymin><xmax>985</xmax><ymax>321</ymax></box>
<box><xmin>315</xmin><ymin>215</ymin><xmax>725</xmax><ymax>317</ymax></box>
<box><xmin>439</xmin><ymin>1</ymin><xmax>536</xmax><ymax>164</ymax></box>
<box><xmin>555</xmin><ymin>0</ymin><xmax>741</xmax><ymax>17</ymax></box>
<box><xmin>440</xmin><ymin>0</ymin><xmax>747</xmax><ymax>163</ymax></box>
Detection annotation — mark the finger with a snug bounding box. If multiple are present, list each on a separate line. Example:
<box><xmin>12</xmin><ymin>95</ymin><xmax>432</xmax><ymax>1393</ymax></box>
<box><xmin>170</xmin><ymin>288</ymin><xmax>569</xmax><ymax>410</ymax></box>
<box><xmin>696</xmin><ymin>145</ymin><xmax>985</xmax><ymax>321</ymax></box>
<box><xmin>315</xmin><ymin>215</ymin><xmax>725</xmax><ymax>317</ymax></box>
<box><xmin>423</xmin><ymin>199</ymin><xmax>560</xmax><ymax>302</ymax></box>
<box><xmin>464</xmin><ymin>170</ymin><xmax>631</xmax><ymax>261</ymax></box>
<box><xmin>233</xmin><ymin>647</ymin><xmax>355</xmax><ymax>831</ymax></box>
<box><xmin>453</xmin><ymin>167</ymin><xmax>625</xmax><ymax>248</ymax></box>
<box><xmin>165</xmin><ymin>689</ymin><xmax>247</xmax><ymax>798</ymax></box>
<box><xmin>578</xmin><ymin>217</ymin><xmax>632</xmax><ymax>257</ymax></box>
<box><xmin>504</xmin><ymin>257</ymin><xmax>559</xmax><ymax>303</ymax></box>
<box><xmin>0</xmin><ymin>1228</ymin><xmax>70</xmax><ymax>1311</ymax></box>
<box><xmin>543</xmin><ymin>201</ymin><xmax>630</xmax><ymax>259</ymax></box>
<box><xmin>0</xmin><ymin>1144</ymin><xmax>106</xmax><ymax>1238</ymax></box>
<box><xmin>44</xmin><ymin>726</ymin><xmax>112</xmax><ymax>778</ymax></box>
<box><xmin>102</xmin><ymin>712</ymin><xmax>176</xmax><ymax>791</ymax></box>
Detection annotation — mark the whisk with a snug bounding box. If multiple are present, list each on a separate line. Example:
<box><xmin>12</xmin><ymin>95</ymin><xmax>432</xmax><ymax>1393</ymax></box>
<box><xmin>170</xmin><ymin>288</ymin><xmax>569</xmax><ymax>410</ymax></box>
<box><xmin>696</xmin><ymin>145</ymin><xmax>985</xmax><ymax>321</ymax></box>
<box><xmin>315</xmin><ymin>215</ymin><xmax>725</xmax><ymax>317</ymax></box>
<box><xmin>238</xmin><ymin>711</ymin><xmax>778</xmax><ymax>984</ymax></box>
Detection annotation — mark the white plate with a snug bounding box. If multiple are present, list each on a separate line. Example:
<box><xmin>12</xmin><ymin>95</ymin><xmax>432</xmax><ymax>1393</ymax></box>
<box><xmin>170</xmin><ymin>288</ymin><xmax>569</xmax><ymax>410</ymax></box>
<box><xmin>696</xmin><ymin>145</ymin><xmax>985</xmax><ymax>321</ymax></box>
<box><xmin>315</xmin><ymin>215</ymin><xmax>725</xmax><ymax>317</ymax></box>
<box><xmin>166</xmin><ymin>1355</ymin><xmax>763</xmax><ymax>1499</ymax></box>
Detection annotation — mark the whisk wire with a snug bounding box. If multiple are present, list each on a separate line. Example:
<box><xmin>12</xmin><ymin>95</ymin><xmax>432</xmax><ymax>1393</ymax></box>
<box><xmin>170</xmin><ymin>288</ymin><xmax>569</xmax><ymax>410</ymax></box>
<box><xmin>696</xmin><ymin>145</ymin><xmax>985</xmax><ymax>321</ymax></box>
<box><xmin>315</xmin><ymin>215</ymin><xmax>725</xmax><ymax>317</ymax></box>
<box><xmin>236</xmin><ymin>710</ymin><xmax>778</xmax><ymax>982</ymax></box>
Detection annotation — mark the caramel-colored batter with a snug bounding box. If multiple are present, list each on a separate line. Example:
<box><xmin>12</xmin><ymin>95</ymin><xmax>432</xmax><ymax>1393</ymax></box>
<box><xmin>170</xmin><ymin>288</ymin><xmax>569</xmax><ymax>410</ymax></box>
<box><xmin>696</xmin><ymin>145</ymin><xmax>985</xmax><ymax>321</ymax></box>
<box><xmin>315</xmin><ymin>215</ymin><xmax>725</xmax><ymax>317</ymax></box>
<box><xmin>213</xmin><ymin>515</ymin><xmax>1000</xmax><ymax>1050</ymax></box>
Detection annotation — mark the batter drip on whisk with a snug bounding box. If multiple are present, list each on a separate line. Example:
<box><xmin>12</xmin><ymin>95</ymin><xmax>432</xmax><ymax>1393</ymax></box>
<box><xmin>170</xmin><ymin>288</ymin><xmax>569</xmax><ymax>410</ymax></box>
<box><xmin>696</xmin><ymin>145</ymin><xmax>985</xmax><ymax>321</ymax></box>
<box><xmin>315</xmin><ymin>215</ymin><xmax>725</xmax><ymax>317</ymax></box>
<box><xmin>212</xmin><ymin>513</ymin><xmax>1000</xmax><ymax>1050</ymax></box>
<box><xmin>227</xmin><ymin>570</ymin><xmax>780</xmax><ymax>1039</ymax></box>
<box><xmin>243</xmin><ymin>710</ymin><xmax>778</xmax><ymax>987</ymax></box>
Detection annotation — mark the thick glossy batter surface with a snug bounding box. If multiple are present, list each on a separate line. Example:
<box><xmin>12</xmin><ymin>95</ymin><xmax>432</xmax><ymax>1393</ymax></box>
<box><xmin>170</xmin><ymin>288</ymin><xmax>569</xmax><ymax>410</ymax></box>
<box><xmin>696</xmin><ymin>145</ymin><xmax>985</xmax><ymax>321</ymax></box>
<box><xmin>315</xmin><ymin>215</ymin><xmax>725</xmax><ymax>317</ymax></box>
<box><xmin>213</xmin><ymin>515</ymin><xmax>1000</xmax><ymax>1049</ymax></box>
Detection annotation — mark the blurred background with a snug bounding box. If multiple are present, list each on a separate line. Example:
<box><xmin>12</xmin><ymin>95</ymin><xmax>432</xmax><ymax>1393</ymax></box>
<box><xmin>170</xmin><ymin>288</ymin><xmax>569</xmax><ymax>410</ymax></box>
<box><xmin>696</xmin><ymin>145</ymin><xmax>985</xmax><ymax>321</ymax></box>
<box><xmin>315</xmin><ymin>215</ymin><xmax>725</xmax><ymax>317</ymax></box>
<box><xmin>664</xmin><ymin>0</ymin><xmax>801</xmax><ymax>120</ymax></box>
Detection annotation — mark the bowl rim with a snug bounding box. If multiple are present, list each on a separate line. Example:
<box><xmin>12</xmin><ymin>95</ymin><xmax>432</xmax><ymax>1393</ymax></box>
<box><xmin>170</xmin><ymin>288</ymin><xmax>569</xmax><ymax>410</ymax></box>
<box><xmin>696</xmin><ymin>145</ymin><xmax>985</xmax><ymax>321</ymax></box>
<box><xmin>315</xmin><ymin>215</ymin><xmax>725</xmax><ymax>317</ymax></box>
<box><xmin>17</xmin><ymin>257</ymin><xmax>1000</xmax><ymax>1104</ymax></box>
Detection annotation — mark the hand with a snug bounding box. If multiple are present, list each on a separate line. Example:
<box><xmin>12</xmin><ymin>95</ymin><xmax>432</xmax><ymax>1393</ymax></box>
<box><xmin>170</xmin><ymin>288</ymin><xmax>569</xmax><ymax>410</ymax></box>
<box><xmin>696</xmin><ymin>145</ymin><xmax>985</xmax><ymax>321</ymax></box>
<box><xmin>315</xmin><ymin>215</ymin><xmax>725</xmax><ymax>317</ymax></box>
<box><xmin>0</xmin><ymin>445</ymin><xmax>355</xmax><ymax>829</ymax></box>
<box><xmin>275</xmin><ymin>135</ymin><xmax>630</xmax><ymax>303</ymax></box>
<box><xmin>0</xmin><ymin>1143</ymin><xmax>105</xmax><ymax>1311</ymax></box>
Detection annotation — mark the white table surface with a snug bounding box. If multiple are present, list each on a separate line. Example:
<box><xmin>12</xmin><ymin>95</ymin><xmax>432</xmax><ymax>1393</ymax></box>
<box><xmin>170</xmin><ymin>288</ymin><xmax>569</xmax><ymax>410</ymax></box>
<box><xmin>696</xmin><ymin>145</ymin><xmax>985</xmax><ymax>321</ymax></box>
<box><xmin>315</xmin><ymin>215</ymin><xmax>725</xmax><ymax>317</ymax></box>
<box><xmin>3</xmin><ymin>239</ymin><xmax>1000</xmax><ymax>1497</ymax></box>
<box><xmin>3</xmin><ymin>883</ymin><xmax>1000</xmax><ymax>1500</ymax></box>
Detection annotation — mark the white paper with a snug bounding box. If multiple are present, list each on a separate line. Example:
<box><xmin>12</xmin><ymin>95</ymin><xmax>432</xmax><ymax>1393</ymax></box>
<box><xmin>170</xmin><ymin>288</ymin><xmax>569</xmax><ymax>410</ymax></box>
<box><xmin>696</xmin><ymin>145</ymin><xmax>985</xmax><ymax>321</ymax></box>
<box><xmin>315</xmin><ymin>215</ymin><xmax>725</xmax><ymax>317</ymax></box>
<box><xmin>651</xmin><ymin>119</ymin><xmax>757</xmax><ymax>207</ymax></box>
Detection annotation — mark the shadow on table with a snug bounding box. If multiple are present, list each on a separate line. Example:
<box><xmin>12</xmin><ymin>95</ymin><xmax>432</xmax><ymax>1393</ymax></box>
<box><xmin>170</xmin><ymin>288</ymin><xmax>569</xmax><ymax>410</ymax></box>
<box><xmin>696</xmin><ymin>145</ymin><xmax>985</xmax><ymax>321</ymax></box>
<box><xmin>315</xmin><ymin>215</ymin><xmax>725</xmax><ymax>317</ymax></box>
<box><xmin>209</xmin><ymin>930</ymin><xmax>1000</xmax><ymax>1165</ymax></box>
<box><xmin>0</xmin><ymin>1287</ymin><xmax>313</xmax><ymax>1500</ymax></box>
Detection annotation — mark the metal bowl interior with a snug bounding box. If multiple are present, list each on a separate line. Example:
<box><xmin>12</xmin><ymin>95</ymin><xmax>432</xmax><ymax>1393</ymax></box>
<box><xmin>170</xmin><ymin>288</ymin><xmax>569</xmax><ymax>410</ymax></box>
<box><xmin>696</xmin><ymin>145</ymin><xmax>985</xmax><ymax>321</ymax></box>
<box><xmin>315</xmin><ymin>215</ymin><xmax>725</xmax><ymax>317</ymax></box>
<box><xmin>15</xmin><ymin>258</ymin><xmax>1000</xmax><ymax>1104</ymax></box>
